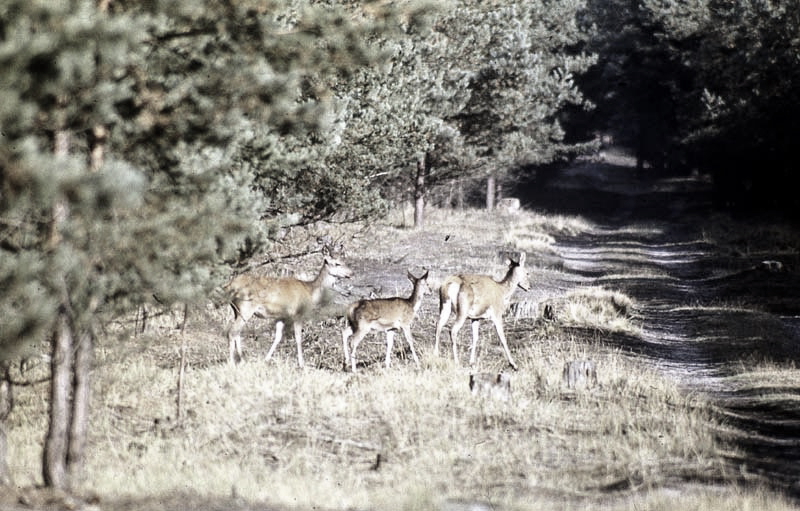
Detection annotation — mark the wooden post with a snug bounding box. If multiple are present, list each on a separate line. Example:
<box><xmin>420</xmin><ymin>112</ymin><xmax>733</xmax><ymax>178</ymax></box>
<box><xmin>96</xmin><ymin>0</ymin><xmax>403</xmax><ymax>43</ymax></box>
<box><xmin>486</xmin><ymin>173</ymin><xmax>496</xmax><ymax>210</ymax></box>
<box><xmin>176</xmin><ymin>336</ymin><xmax>187</xmax><ymax>421</ymax></box>
<box><xmin>413</xmin><ymin>154</ymin><xmax>427</xmax><ymax>228</ymax></box>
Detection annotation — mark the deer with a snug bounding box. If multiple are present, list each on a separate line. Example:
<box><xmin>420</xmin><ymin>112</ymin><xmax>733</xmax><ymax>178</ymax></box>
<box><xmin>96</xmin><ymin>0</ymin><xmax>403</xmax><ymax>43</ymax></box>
<box><xmin>343</xmin><ymin>270</ymin><xmax>430</xmax><ymax>372</ymax></box>
<box><xmin>225</xmin><ymin>250</ymin><xmax>353</xmax><ymax>367</ymax></box>
<box><xmin>434</xmin><ymin>252</ymin><xmax>530</xmax><ymax>371</ymax></box>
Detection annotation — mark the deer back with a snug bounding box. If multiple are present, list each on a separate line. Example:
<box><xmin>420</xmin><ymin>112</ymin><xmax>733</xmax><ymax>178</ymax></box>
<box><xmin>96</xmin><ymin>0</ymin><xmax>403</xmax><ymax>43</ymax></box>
<box><xmin>458</xmin><ymin>275</ymin><xmax>507</xmax><ymax>317</ymax></box>
<box><xmin>229</xmin><ymin>274</ymin><xmax>315</xmax><ymax>319</ymax></box>
<box><xmin>348</xmin><ymin>297</ymin><xmax>413</xmax><ymax>330</ymax></box>
<box><xmin>348</xmin><ymin>270</ymin><xmax>429</xmax><ymax>330</ymax></box>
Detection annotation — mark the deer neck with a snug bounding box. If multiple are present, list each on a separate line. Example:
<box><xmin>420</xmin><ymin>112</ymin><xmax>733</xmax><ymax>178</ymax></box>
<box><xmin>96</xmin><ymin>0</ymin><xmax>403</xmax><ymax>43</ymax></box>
<box><xmin>499</xmin><ymin>266</ymin><xmax>521</xmax><ymax>300</ymax></box>
<box><xmin>408</xmin><ymin>281</ymin><xmax>426</xmax><ymax>314</ymax></box>
<box><xmin>309</xmin><ymin>265</ymin><xmax>335</xmax><ymax>304</ymax></box>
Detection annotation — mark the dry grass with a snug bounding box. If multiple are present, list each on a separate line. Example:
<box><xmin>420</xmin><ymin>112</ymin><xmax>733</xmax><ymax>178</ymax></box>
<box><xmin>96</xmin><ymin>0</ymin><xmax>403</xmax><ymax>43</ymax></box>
<box><xmin>539</xmin><ymin>287</ymin><xmax>638</xmax><ymax>334</ymax></box>
<box><xmin>5</xmin><ymin>207</ymin><xmax>796</xmax><ymax>510</ymax></box>
<box><xmin>701</xmin><ymin>213</ymin><xmax>800</xmax><ymax>259</ymax></box>
<box><xmin>9</xmin><ymin>327</ymin><xmax>733</xmax><ymax>510</ymax></box>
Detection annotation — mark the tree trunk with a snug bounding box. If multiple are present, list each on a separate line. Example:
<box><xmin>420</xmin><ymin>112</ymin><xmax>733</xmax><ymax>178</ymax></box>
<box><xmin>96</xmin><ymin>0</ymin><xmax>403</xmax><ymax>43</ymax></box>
<box><xmin>0</xmin><ymin>424</ymin><xmax>8</xmax><ymax>487</ymax></box>
<box><xmin>0</xmin><ymin>362</ymin><xmax>12</xmax><ymax>486</ymax></box>
<box><xmin>42</xmin><ymin>121</ymin><xmax>95</xmax><ymax>490</ymax></box>
<box><xmin>413</xmin><ymin>154</ymin><xmax>427</xmax><ymax>228</ymax></box>
<box><xmin>486</xmin><ymin>174</ymin><xmax>496</xmax><ymax>210</ymax></box>
<box><xmin>67</xmin><ymin>330</ymin><xmax>93</xmax><ymax>488</ymax></box>
<box><xmin>43</xmin><ymin>310</ymin><xmax>73</xmax><ymax>490</ymax></box>
<box><xmin>43</xmin><ymin>123</ymin><xmax>76</xmax><ymax>491</ymax></box>
<box><xmin>48</xmin><ymin>129</ymin><xmax>71</xmax><ymax>249</ymax></box>
<box><xmin>89</xmin><ymin>125</ymin><xmax>107</xmax><ymax>173</ymax></box>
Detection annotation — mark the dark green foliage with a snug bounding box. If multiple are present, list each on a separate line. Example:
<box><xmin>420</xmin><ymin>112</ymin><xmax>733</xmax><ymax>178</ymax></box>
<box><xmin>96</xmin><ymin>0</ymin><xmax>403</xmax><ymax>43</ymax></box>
<box><xmin>0</xmin><ymin>0</ymin><xmax>415</xmax><ymax>358</ymax></box>
<box><xmin>578</xmin><ymin>0</ymin><xmax>686</xmax><ymax>172</ymax></box>
<box><xmin>657</xmin><ymin>0</ymin><xmax>800</xmax><ymax>215</ymax></box>
<box><xmin>319</xmin><ymin>0</ymin><xmax>596</xmax><ymax>210</ymax></box>
<box><xmin>580</xmin><ymin>0</ymin><xmax>800</xmax><ymax>216</ymax></box>
<box><xmin>447</xmin><ymin>1</ymin><xmax>595</xmax><ymax>169</ymax></box>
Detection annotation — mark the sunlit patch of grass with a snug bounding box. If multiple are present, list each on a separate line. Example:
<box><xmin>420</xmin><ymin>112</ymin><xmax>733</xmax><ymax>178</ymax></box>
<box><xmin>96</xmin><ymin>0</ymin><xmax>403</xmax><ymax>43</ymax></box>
<box><xmin>542</xmin><ymin>287</ymin><xmax>638</xmax><ymax>334</ymax></box>
<box><xmin>379</xmin><ymin>206</ymin><xmax>592</xmax><ymax>255</ymax></box>
<box><xmin>670</xmin><ymin>302</ymin><xmax>761</xmax><ymax>315</ymax></box>
<box><xmin>610</xmin><ymin>485</ymin><xmax>799</xmax><ymax>511</ymax></box>
<box><xmin>501</xmin><ymin>210</ymin><xmax>595</xmax><ymax>256</ymax></box>
<box><xmin>503</xmin><ymin>226</ymin><xmax>556</xmax><ymax>254</ymax></box>
<box><xmin>514</xmin><ymin>210</ymin><xmax>595</xmax><ymax>237</ymax></box>
<box><xmin>715</xmin><ymin>360</ymin><xmax>800</xmax><ymax>408</ymax></box>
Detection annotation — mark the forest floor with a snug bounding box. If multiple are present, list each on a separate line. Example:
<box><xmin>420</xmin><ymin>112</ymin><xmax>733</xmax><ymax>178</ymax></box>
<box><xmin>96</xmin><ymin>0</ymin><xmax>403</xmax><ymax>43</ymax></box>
<box><xmin>4</xmin><ymin>153</ymin><xmax>800</xmax><ymax>511</ymax></box>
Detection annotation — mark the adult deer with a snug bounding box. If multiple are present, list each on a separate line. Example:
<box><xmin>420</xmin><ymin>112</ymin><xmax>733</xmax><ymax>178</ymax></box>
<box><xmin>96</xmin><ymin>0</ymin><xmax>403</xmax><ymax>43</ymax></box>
<box><xmin>344</xmin><ymin>270</ymin><xmax>430</xmax><ymax>372</ymax></box>
<box><xmin>226</xmin><ymin>250</ymin><xmax>353</xmax><ymax>366</ymax></box>
<box><xmin>434</xmin><ymin>253</ymin><xmax>529</xmax><ymax>370</ymax></box>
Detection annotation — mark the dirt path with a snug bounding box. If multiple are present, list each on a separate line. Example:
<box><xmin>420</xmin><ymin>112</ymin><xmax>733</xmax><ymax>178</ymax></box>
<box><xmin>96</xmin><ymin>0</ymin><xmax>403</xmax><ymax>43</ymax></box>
<box><xmin>523</xmin><ymin>160</ymin><xmax>800</xmax><ymax>498</ymax></box>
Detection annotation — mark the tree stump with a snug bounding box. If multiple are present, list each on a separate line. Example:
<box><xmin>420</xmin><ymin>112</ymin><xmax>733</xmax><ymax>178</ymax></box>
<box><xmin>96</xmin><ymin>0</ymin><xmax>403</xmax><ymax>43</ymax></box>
<box><xmin>759</xmin><ymin>260</ymin><xmax>785</xmax><ymax>273</ymax></box>
<box><xmin>496</xmin><ymin>197</ymin><xmax>521</xmax><ymax>215</ymax></box>
<box><xmin>562</xmin><ymin>360</ymin><xmax>598</xmax><ymax>389</ymax></box>
<box><xmin>469</xmin><ymin>372</ymin><xmax>512</xmax><ymax>402</ymax></box>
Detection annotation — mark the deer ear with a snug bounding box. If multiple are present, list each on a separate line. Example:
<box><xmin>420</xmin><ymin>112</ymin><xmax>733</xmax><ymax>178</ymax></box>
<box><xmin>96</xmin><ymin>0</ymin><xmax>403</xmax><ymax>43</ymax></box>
<box><xmin>518</xmin><ymin>252</ymin><xmax>526</xmax><ymax>266</ymax></box>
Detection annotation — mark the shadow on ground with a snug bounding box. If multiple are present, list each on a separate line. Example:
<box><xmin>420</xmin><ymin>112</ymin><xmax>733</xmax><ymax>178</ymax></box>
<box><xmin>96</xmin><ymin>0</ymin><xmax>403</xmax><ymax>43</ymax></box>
<box><xmin>520</xmin><ymin>159</ymin><xmax>800</xmax><ymax>499</ymax></box>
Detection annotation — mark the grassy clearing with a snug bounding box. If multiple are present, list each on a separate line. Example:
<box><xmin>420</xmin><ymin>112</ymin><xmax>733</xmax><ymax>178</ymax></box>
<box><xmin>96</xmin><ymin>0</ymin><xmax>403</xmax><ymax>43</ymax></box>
<box><xmin>5</xmin><ymin>207</ymin><xmax>795</xmax><ymax>510</ymax></box>
<box><xmin>9</xmin><ymin>327</ymin><xmax>732</xmax><ymax>510</ymax></box>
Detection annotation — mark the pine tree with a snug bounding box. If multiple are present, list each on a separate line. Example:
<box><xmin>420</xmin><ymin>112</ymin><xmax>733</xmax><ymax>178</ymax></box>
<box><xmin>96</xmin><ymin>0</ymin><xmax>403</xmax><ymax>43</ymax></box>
<box><xmin>644</xmin><ymin>0</ymin><xmax>800</xmax><ymax>212</ymax></box>
<box><xmin>324</xmin><ymin>8</ymin><xmax>473</xmax><ymax>227</ymax></box>
<box><xmin>0</xmin><ymin>0</ymin><xmax>418</xmax><ymax>490</ymax></box>
<box><xmin>442</xmin><ymin>0</ymin><xmax>595</xmax><ymax>207</ymax></box>
<box><xmin>316</xmin><ymin>0</ymin><xmax>596</xmax><ymax>227</ymax></box>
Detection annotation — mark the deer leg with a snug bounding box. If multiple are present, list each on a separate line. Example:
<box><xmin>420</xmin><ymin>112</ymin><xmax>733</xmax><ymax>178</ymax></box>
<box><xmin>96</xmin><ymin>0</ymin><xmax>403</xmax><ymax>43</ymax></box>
<box><xmin>401</xmin><ymin>326</ymin><xmax>421</xmax><ymax>369</ymax></box>
<box><xmin>385</xmin><ymin>330</ymin><xmax>395</xmax><ymax>369</ymax></box>
<box><xmin>341</xmin><ymin>325</ymin><xmax>353</xmax><ymax>370</ymax></box>
<box><xmin>492</xmin><ymin>319</ymin><xmax>518</xmax><ymax>371</ymax></box>
<box><xmin>227</xmin><ymin>304</ymin><xmax>252</xmax><ymax>365</ymax></box>
<box><xmin>469</xmin><ymin>320</ymin><xmax>480</xmax><ymax>367</ymax></box>
<box><xmin>450</xmin><ymin>312</ymin><xmax>467</xmax><ymax>366</ymax></box>
<box><xmin>227</xmin><ymin>315</ymin><xmax>246</xmax><ymax>365</ymax></box>
<box><xmin>349</xmin><ymin>328</ymin><xmax>368</xmax><ymax>372</ymax></box>
<box><xmin>265</xmin><ymin>320</ymin><xmax>285</xmax><ymax>362</ymax></box>
<box><xmin>293</xmin><ymin>321</ymin><xmax>304</xmax><ymax>368</ymax></box>
<box><xmin>434</xmin><ymin>300</ymin><xmax>452</xmax><ymax>357</ymax></box>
